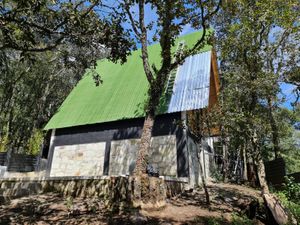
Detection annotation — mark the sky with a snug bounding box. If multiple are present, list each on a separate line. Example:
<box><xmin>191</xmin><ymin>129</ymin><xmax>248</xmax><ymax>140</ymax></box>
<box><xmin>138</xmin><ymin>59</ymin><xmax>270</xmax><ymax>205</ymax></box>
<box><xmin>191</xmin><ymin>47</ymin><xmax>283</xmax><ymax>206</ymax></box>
<box><xmin>279</xmin><ymin>83</ymin><xmax>298</xmax><ymax>109</ymax></box>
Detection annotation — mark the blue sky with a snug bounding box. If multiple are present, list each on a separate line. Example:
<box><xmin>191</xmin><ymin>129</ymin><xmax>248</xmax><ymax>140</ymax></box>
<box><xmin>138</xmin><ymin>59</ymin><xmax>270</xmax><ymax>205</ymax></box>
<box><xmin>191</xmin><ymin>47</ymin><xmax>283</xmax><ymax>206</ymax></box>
<box><xmin>279</xmin><ymin>83</ymin><xmax>298</xmax><ymax>109</ymax></box>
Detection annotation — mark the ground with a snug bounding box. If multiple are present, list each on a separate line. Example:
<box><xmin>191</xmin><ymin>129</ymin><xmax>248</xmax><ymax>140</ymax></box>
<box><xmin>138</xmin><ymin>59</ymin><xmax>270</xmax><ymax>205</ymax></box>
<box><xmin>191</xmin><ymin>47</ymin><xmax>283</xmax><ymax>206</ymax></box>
<box><xmin>0</xmin><ymin>182</ymin><xmax>265</xmax><ymax>225</ymax></box>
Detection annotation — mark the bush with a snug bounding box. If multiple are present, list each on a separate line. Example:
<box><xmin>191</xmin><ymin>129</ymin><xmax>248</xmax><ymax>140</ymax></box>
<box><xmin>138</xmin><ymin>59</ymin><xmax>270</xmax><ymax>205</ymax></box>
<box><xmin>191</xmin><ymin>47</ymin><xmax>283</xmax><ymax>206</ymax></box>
<box><xmin>231</xmin><ymin>213</ymin><xmax>254</xmax><ymax>225</ymax></box>
<box><xmin>26</xmin><ymin>129</ymin><xmax>44</xmax><ymax>155</ymax></box>
<box><xmin>276</xmin><ymin>191</ymin><xmax>300</xmax><ymax>223</ymax></box>
<box><xmin>276</xmin><ymin>176</ymin><xmax>300</xmax><ymax>222</ymax></box>
<box><xmin>0</xmin><ymin>133</ymin><xmax>9</xmax><ymax>152</ymax></box>
<box><xmin>283</xmin><ymin>176</ymin><xmax>300</xmax><ymax>204</ymax></box>
<box><xmin>0</xmin><ymin>124</ymin><xmax>9</xmax><ymax>152</ymax></box>
<box><xmin>211</xmin><ymin>168</ymin><xmax>223</xmax><ymax>182</ymax></box>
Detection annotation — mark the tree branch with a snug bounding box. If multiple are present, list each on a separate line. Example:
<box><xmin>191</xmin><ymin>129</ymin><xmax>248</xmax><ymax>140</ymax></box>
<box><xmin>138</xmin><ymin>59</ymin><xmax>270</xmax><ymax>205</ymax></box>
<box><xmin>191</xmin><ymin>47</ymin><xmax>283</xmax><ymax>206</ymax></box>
<box><xmin>169</xmin><ymin>0</ymin><xmax>221</xmax><ymax>71</ymax></box>
<box><xmin>138</xmin><ymin>0</ymin><xmax>154</xmax><ymax>84</ymax></box>
<box><xmin>124</xmin><ymin>1</ymin><xmax>141</xmax><ymax>37</ymax></box>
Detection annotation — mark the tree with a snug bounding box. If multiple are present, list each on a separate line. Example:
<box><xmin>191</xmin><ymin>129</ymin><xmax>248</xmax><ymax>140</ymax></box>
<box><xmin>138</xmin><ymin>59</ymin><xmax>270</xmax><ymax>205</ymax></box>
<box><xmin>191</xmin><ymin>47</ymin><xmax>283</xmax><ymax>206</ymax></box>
<box><xmin>121</xmin><ymin>0</ymin><xmax>221</xmax><ymax>175</ymax></box>
<box><xmin>0</xmin><ymin>0</ymin><xmax>133</xmax><ymax>63</ymax></box>
<box><xmin>0</xmin><ymin>0</ymin><xmax>134</xmax><ymax>152</ymax></box>
<box><xmin>0</xmin><ymin>50</ymin><xmax>87</xmax><ymax>151</ymax></box>
<box><xmin>214</xmin><ymin>0</ymin><xmax>299</xmax><ymax>193</ymax></box>
<box><xmin>274</xmin><ymin>106</ymin><xmax>300</xmax><ymax>174</ymax></box>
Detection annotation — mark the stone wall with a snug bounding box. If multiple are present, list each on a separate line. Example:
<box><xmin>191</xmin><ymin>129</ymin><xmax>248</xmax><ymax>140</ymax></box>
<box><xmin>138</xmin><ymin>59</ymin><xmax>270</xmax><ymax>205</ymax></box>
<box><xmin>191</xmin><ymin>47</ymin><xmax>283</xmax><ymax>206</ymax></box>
<box><xmin>50</xmin><ymin>142</ymin><xmax>106</xmax><ymax>177</ymax></box>
<box><xmin>150</xmin><ymin>135</ymin><xmax>177</xmax><ymax>176</ymax></box>
<box><xmin>49</xmin><ymin>134</ymin><xmax>177</xmax><ymax>178</ymax></box>
<box><xmin>109</xmin><ymin>135</ymin><xmax>177</xmax><ymax>176</ymax></box>
<box><xmin>0</xmin><ymin>176</ymin><xmax>186</xmax><ymax>210</ymax></box>
<box><xmin>109</xmin><ymin>139</ymin><xmax>139</xmax><ymax>175</ymax></box>
<box><xmin>0</xmin><ymin>177</ymin><xmax>130</xmax><ymax>209</ymax></box>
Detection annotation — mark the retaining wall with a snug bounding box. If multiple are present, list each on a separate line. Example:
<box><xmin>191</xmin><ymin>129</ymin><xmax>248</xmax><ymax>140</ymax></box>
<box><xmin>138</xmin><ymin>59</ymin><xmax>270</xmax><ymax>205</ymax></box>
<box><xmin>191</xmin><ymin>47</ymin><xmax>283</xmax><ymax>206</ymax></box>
<box><xmin>0</xmin><ymin>176</ymin><xmax>186</xmax><ymax>210</ymax></box>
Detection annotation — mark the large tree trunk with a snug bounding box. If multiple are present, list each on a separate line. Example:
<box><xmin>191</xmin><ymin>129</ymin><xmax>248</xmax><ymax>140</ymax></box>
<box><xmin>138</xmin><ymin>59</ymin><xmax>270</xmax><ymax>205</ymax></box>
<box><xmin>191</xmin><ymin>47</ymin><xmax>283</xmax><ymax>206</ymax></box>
<box><xmin>242</xmin><ymin>143</ymin><xmax>248</xmax><ymax>182</ymax></box>
<box><xmin>196</xmin><ymin>143</ymin><xmax>210</xmax><ymax>205</ymax></box>
<box><xmin>251</xmin><ymin>132</ymin><xmax>269</xmax><ymax>194</ymax></box>
<box><xmin>267</xmin><ymin>97</ymin><xmax>280</xmax><ymax>159</ymax></box>
<box><xmin>222</xmin><ymin>142</ymin><xmax>229</xmax><ymax>182</ymax></box>
<box><xmin>134</xmin><ymin>114</ymin><xmax>155</xmax><ymax>175</ymax></box>
<box><xmin>257</xmin><ymin>157</ymin><xmax>269</xmax><ymax>194</ymax></box>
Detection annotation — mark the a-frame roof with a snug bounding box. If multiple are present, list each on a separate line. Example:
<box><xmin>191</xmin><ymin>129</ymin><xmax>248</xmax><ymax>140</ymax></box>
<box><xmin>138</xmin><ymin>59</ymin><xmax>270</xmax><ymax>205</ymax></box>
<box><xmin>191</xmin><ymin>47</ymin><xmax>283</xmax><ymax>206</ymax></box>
<box><xmin>45</xmin><ymin>31</ymin><xmax>213</xmax><ymax>130</ymax></box>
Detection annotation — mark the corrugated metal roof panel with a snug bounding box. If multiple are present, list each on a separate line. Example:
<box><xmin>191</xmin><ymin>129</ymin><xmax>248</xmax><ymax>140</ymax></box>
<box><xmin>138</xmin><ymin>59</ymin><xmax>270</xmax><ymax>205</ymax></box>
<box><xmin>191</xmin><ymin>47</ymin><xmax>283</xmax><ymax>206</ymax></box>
<box><xmin>167</xmin><ymin>51</ymin><xmax>211</xmax><ymax>113</ymax></box>
<box><xmin>44</xmin><ymin>31</ymin><xmax>212</xmax><ymax>130</ymax></box>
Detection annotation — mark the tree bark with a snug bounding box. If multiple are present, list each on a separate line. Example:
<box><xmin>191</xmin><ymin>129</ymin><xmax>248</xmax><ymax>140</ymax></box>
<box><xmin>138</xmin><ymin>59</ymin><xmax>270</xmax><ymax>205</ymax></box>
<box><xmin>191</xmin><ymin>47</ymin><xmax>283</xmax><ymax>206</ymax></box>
<box><xmin>196</xmin><ymin>143</ymin><xmax>210</xmax><ymax>205</ymax></box>
<box><xmin>222</xmin><ymin>141</ymin><xmax>229</xmax><ymax>182</ymax></box>
<box><xmin>257</xmin><ymin>157</ymin><xmax>269</xmax><ymax>194</ymax></box>
<box><xmin>134</xmin><ymin>114</ymin><xmax>154</xmax><ymax>175</ymax></box>
<box><xmin>251</xmin><ymin>132</ymin><xmax>270</xmax><ymax>194</ymax></box>
<box><xmin>267</xmin><ymin>97</ymin><xmax>280</xmax><ymax>159</ymax></box>
<box><xmin>242</xmin><ymin>143</ymin><xmax>248</xmax><ymax>182</ymax></box>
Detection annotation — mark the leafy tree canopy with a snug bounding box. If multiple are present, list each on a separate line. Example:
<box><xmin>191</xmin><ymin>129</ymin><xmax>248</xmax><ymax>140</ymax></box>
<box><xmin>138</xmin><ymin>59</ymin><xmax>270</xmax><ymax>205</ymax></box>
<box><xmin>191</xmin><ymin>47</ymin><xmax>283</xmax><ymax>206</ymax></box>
<box><xmin>0</xmin><ymin>0</ymin><xmax>135</xmax><ymax>152</ymax></box>
<box><xmin>0</xmin><ymin>0</ymin><xmax>134</xmax><ymax>63</ymax></box>
<box><xmin>213</xmin><ymin>0</ymin><xmax>299</xmax><ymax>180</ymax></box>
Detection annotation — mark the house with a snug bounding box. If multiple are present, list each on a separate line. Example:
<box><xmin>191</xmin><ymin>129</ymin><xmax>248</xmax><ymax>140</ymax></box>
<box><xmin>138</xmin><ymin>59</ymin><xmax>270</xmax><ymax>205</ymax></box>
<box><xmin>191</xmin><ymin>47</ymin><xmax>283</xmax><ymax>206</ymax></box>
<box><xmin>44</xmin><ymin>31</ymin><xmax>220</xmax><ymax>186</ymax></box>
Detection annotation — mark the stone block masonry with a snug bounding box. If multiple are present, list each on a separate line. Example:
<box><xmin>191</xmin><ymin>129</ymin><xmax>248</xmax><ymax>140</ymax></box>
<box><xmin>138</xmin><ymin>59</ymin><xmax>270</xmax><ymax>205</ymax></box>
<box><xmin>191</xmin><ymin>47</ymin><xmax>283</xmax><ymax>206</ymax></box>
<box><xmin>0</xmin><ymin>176</ymin><xmax>186</xmax><ymax>210</ymax></box>
<box><xmin>50</xmin><ymin>142</ymin><xmax>106</xmax><ymax>177</ymax></box>
<box><xmin>109</xmin><ymin>135</ymin><xmax>177</xmax><ymax>176</ymax></box>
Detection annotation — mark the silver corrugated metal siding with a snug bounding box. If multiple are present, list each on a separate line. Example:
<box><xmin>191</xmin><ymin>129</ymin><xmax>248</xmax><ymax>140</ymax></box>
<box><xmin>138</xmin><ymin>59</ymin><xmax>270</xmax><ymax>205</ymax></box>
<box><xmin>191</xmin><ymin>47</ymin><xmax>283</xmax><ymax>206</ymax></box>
<box><xmin>167</xmin><ymin>51</ymin><xmax>211</xmax><ymax>113</ymax></box>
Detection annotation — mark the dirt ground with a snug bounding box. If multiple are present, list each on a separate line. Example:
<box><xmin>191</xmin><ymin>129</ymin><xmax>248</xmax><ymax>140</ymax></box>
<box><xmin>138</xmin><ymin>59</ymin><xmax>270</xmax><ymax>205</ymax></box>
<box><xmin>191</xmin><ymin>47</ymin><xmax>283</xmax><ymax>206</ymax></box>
<box><xmin>0</xmin><ymin>182</ymin><xmax>264</xmax><ymax>225</ymax></box>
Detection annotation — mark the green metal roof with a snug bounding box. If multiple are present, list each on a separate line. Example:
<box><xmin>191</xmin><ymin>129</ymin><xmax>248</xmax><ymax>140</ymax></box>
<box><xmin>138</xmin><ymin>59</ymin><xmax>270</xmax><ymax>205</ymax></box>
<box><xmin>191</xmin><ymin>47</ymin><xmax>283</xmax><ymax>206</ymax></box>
<box><xmin>44</xmin><ymin>31</ymin><xmax>212</xmax><ymax>130</ymax></box>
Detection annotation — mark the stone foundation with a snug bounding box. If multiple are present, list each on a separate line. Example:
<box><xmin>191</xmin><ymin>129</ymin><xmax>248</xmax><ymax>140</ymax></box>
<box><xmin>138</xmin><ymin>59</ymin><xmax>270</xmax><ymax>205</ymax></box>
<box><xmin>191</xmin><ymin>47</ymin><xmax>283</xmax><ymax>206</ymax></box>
<box><xmin>0</xmin><ymin>176</ymin><xmax>186</xmax><ymax>210</ymax></box>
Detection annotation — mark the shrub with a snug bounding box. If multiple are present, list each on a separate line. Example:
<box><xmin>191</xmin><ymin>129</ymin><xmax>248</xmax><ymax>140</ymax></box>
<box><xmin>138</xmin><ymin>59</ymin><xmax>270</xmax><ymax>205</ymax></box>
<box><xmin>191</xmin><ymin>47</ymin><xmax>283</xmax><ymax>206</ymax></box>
<box><xmin>231</xmin><ymin>213</ymin><xmax>254</xmax><ymax>225</ymax></box>
<box><xmin>0</xmin><ymin>133</ymin><xmax>9</xmax><ymax>152</ymax></box>
<box><xmin>211</xmin><ymin>168</ymin><xmax>223</xmax><ymax>182</ymax></box>
<box><xmin>283</xmin><ymin>176</ymin><xmax>300</xmax><ymax>204</ymax></box>
<box><xmin>276</xmin><ymin>177</ymin><xmax>300</xmax><ymax>222</ymax></box>
<box><xmin>0</xmin><ymin>124</ymin><xmax>9</xmax><ymax>152</ymax></box>
<box><xmin>26</xmin><ymin>129</ymin><xmax>44</xmax><ymax>155</ymax></box>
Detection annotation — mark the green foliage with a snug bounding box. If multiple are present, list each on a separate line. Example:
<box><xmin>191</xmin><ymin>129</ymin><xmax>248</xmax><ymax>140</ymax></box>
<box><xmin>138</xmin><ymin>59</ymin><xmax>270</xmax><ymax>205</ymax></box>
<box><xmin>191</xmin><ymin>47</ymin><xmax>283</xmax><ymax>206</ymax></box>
<box><xmin>0</xmin><ymin>133</ymin><xmax>9</xmax><ymax>152</ymax></box>
<box><xmin>276</xmin><ymin>191</ymin><xmax>300</xmax><ymax>222</ymax></box>
<box><xmin>278</xmin><ymin>107</ymin><xmax>300</xmax><ymax>173</ymax></box>
<box><xmin>26</xmin><ymin>129</ymin><xmax>43</xmax><ymax>156</ymax></box>
<box><xmin>0</xmin><ymin>0</ymin><xmax>134</xmax><ymax>152</ymax></box>
<box><xmin>0</xmin><ymin>0</ymin><xmax>133</xmax><ymax>63</ymax></box>
<box><xmin>65</xmin><ymin>196</ymin><xmax>74</xmax><ymax>211</ymax></box>
<box><xmin>231</xmin><ymin>213</ymin><xmax>254</xmax><ymax>225</ymax></box>
<box><xmin>211</xmin><ymin>168</ymin><xmax>223</xmax><ymax>182</ymax></box>
<box><xmin>206</xmin><ymin>217</ymin><xmax>222</xmax><ymax>225</ymax></box>
<box><xmin>275</xmin><ymin>177</ymin><xmax>300</xmax><ymax>222</ymax></box>
<box><xmin>213</xmin><ymin>0</ymin><xmax>300</xmax><ymax>170</ymax></box>
<box><xmin>0</xmin><ymin>124</ymin><xmax>9</xmax><ymax>152</ymax></box>
<box><xmin>193</xmin><ymin>214</ymin><xmax>255</xmax><ymax>225</ymax></box>
<box><xmin>283</xmin><ymin>176</ymin><xmax>300</xmax><ymax>203</ymax></box>
<box><xmin>0</xmin><ymin>50</ymin><xmax>79</xmax><ymax>151</ymax></box>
